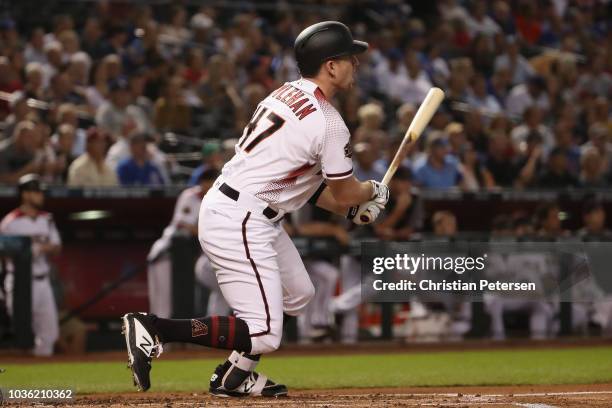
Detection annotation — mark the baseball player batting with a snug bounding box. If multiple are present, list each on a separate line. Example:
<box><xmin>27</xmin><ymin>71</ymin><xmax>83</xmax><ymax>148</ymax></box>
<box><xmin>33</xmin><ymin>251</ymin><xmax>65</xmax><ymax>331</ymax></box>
<box><xmin>122</xmin><ymin>21</ymin><xmax>390</xmax><ymax>397</ymax></box>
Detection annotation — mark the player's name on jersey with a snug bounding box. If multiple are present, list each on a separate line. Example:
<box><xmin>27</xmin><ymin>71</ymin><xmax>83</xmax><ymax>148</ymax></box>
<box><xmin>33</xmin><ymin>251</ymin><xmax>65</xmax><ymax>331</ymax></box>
<box><xmin>270</xmin><ymin>84</ymin><xmax>317</xmax><ymax>120</ymax></box>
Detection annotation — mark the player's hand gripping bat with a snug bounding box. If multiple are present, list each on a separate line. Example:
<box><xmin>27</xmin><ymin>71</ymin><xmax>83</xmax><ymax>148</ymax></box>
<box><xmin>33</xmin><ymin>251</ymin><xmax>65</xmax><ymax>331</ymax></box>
<box><xmin>360</xmin><ymin>87</ymin><xmax>445</xmax><ymax>223</ymax></box>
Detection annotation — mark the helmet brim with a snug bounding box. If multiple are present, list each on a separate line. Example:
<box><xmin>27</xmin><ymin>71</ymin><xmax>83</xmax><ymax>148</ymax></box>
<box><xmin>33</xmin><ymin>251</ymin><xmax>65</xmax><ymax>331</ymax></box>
<box><xmin>350</xmin><ymin>40</ymin><xmax>369</xmax><ymax>55</ymax></box>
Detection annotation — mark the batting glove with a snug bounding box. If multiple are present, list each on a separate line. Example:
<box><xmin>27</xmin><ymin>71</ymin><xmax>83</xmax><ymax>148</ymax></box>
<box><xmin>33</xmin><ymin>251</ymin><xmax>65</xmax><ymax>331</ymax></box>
<box><xmin>369</xmin><ymin>180</ymin><xmax>390</xmax><ymax>208</ymax></box>
<box><xmin>347</xmin><ymin>200</ymin><xmax>383</xmax><ymax>225</ymax></box>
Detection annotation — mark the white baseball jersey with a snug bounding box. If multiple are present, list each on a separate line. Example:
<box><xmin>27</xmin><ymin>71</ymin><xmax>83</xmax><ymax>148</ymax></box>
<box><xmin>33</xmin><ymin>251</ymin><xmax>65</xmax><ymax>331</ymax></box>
<box><xmin>0</xmin><ymin>209</ymin><xmax>61</xmax><ymax>277</ymax></box>
<box><xmin>221</xmin><ymin>78</ymin><xmax>354</xmax><ymax>212</ymax></box>
<box><xmin>147</xmin><ymin>185</ymin><xmax>205</xmax><ymax>262</ymax></box>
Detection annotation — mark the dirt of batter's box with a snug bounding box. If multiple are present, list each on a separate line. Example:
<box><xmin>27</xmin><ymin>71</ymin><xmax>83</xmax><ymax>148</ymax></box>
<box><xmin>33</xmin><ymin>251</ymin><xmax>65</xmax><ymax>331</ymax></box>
<box><xmin>36</xmin><ymin>383</ymin><xmax>612</xmax><ymax>408</ymax></box>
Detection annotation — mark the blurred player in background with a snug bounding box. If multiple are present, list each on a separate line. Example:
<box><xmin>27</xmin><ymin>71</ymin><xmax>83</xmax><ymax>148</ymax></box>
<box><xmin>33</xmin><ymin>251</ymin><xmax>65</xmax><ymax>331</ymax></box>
<box><xmin>290</xmin><ymin>204</ymin><xmax>346</xmax><ymax>342</ymax></box>
<box><xmin>333</xmin><ymin>166</ymin><xmax>423</xmax><ymax>343</ymax></box>
<box><xmin>0</xmin><ymin>174</ymin><xmax>61</xmax><ymax>356</ymax></box>
<box><xmin>147</xmin><ymin>168</ymin><xmax>218</xmax><ymax>318</ymax></box>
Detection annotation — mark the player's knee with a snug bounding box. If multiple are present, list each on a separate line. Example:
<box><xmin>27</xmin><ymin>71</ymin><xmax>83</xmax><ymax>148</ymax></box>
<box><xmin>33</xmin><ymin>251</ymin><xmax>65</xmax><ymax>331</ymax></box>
<box><xmin>284</xmin><ymin>280</ymin><xmax>315</xmax><ymax>316</ymax></box>
<box><xmin>250</xmin><ymin>332</ymin><xmax>282</xmax><ymax>354</ymax></box>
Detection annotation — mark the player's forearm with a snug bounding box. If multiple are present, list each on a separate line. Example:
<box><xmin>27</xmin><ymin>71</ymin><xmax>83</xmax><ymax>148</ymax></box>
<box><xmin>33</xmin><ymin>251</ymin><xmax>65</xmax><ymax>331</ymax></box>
<box><xmin>326</xmin><ymin>176</ymin><xmax>373</xmax><ymax>207</ymax></box>
<box><xmin>313</xmin><ymin>186</ymin><xmax>350</xmax><ymax>216</ymax></box>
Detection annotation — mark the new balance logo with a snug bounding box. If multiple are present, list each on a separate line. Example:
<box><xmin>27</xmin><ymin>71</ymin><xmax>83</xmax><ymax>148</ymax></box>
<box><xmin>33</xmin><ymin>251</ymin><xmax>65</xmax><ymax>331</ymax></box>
<box><xmin>138</xmin><ymin>336</ymin><xmax>152</xmax><ymax>356</ymax></box>
<box><xmin>243</xmin><ymin>374</ymin><xmax>256</xmax><ymax>393</ymax></box>
<box><xmin>133</xmin><ymin>318</ymin><xmax>154</xmax><ymax>356</ymax></box>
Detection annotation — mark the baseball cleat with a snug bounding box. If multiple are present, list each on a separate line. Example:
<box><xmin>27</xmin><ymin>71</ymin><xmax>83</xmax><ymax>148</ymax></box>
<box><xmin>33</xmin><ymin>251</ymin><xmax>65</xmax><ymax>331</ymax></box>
<box><xmin>122</xmin><ymin>312</ymin><xmax>163</xmax><ymax>392</ymax></box>
<box><xmin>209</xmin><ymin>364</ymin><xmax>288</xmax><ymax>398</ymax></box>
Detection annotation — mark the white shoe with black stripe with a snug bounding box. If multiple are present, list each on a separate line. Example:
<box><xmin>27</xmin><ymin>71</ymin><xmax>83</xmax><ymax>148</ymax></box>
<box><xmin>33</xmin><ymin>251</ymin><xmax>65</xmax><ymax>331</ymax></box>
<box><xmin>209</xmin><ymin>352</ymin><xmax>287</xmax><ymax>398</ymax></box>
<box><xmin>122</xmin><ymin>312</ymin><xmax>163</xmax><ymax>391</ymax></box>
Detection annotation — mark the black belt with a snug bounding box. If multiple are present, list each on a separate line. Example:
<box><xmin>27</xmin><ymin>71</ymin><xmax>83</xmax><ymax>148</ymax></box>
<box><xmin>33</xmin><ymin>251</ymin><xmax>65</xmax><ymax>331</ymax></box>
<box><xmin>33</xmin><ymin>275</ymin><xmax>48</xmax><ymax>281</ymax></box>
<box><xmin>219</xmin><ymin>183</ymin><xmax>279</xmax><ymax>220</ymax></box>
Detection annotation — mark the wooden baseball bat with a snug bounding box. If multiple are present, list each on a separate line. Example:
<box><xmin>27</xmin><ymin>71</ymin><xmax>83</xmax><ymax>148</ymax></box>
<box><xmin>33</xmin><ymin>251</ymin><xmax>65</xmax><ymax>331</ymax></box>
<box><xmin>382</xmin><ymin>87</ymin><xmax>445</xmax><ymax>185</ymax></box>
<box><xmin>360</xmin><ymin>87</ymin><xmax>445</xmax><ymax>223</ymax></box>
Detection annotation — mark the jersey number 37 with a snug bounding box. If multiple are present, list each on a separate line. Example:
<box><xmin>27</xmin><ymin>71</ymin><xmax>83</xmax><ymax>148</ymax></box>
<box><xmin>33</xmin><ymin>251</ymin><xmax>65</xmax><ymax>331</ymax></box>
<box><xmin>238</xmin><ymin>106</ymin><xmax>285</xmax><ymax>153</ymax></box>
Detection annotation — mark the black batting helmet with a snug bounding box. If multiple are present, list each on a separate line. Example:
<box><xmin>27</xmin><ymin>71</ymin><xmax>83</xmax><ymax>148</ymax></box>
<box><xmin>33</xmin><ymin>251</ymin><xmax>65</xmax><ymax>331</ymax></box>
<box><xmin>17</xmin><ymin>173</ymin><xmax>42</xmax><ymax>195</ymax></box>
<box><xmin>294</xmin><ymin>21</ymin><xmax>368</xmax><ymax>77</ymax></box>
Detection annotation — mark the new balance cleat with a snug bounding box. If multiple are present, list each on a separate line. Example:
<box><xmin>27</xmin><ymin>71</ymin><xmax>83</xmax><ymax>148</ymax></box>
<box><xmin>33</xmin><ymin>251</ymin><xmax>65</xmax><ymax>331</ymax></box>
<box><xmin>122</xmin><ymin>312</ymin><xmax>163</xmax><ymax>391</ymax></box>
<box><xmin>209</xmin><ymin>364</ymin><xmax>288</xmax><ymax>398</ymax></box>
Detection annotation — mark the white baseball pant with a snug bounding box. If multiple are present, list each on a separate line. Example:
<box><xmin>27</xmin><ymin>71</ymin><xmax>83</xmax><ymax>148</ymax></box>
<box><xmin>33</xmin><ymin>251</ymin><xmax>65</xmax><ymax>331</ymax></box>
<box><xmin>147</xmin><ymin>256</ymin><xmax>172</xmax><ymax>319</ymax></box>
<box><xmin>6</xmin><ymin>274</ymin><xmax>59</xmax><ymax>356</ymax></box>
<box><xmin>331</xmin><ymin>255</ymin><xmax>362</xmax><ymax>344</ymax></box>
<box><xmin>298</xmin><ymin>260</ymin><xmax>338</xmax><ymax>339</ymax></box>
<box><xmin>195</xmin><ymin>254</ymin><xmax>230</xmax><ymax>316</ymax></box>
<box><xmin>199</xmin><ymin>188</ymin><xmax>315</xmax><ymax>355</ymax></box>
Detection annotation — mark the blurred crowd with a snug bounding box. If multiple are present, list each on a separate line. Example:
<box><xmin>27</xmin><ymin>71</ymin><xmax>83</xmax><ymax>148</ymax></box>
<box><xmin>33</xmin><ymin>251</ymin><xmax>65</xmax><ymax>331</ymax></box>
<box><xmin>0</xmin><ymin>0</ymin><xmax>609</xmax><ymax>189</ymax></box>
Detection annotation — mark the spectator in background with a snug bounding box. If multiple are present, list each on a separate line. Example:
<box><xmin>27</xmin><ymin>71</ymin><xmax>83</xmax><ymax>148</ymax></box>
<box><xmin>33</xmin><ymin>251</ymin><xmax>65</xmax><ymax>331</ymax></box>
<box><xmin>85</xmin><ymin>61</ymin><xmax>109</xmax><ymax>111</ymax></box>
<box><xmin>0</xmin><ymin>57</ymin><xmax>22</xmax><ymax>120</ymax></box>
<box><xmin>493</xmin><ymin>37</ymin><xmax>534</xmax><ymax>86</ymax></box>
<box><xmin>579</xmin><ymin>148</ymin><xmax>607</xmax><ymax>188</ymax></box>
<box><xmin>24</xmin><ymin>27</ymin><xmax>46</xmax><ymax>64</ymax></box>
<box><xmin>183</xmin><ymin>48</ymin><xmax>207</xmax><ymax>86</ymax></box>
<box><xmin>47</xmin><ymin>72</ymin><xmax>87</xmax><ymax>107</ymax></box>
<box><xmin>129</xmin><ymin>68</ymin><xmax>153</xmax><ymax>117</ymax></box>
<box><xmin>515</xmin><ymin>132</ymin><xmax>545</xmax><ymax>188</ymax></box>
<box><xmin>432</xmin><ymin>210</ymin><xmax>457</xmax><ymax>237</ymax></box>
<box><xmin>535</xmin><ymin>203</ymin><xmax>570</xmax><ymax>238</ymax></box>
<box><xmin>536</xmin><ymin>147</ymin><xmax>579</xmax><ymax>189</ymax></box>
<box><xmin>354</xmin><ymin>103</ymin><xmax>385</xmax><ymax>152</ymax></box>
<box><xmin>54</xmin><ymin>103</ymin><xmax>87</xmax><ymax>157</ymax></box>
<box><xmin>465</xmin><ymin>0</ymin><xmax>501</xmax><ymax>37</ymax></box>
<box><xmin>23</xmin><ymin>62</ymin><xmax>46</xmax><ymax>100</ymax></box>
<box><xmin>578</xmin><ymin>200</ymin><xmax>612</xmax><ymax>239</ymax></box>
<box><xmin>31</xmin><ymin>117</ymin><xmax>59</xmax><ymax>183</ymax></box>
<box><xmin>446</xmin><ymin>122</ymin><xmax>468</xmax><ymax>158</ymax></box>
<box><xmin>66</xmin><ymin>52</ymin><xmax>92</xmax><ymax>89</ymax></box>
<box><xmin>489</xmin><ymin>65</ymin><xmax>512</xmax><ymax>108</ymax></box>
<box><xmin>414</xmin><ymin>133</ymin><xmax>462</xmax><ymax>189</ymax></box>
<box><xmin>198</xmin><ymin>54</ymin><xmax>241</xmax><ymax>138</ymax></box>
<box><xmin>67</xmin><ymin>127</ymin><xmax>118</xmax><ymax>187</ymax></box>
<box><xmin>402</xmin><ymin>51</ymin><xmax>433</xmax><ymax>105</ymax></box>
<box><xmin>153</xmin><ymin>76</ymin><xmax>192</xmax><ymax>134</ymax></box>
<box><xmin>52</xmin><ymin>123</ymin><xmax>77</xmax><ymax>183</ymax></box>
<box><xmin>506</xmin><ymin>76</ymin><xmax>550</xmax><ymax>118</ymax></box>
<box><xmin>0</xmin><ymin>121</ymin><xmax>40</xmax><ymax>184</ymax></box>
<box><xmin>95</xmin><ymin>77</ymin><xmax>133</xmax><ymax>137</ymax></box>
<box><xmin>374</xmin><ymin>48</ymin><xmax>406</xmax><ymax>104</ymax></box>
<box><xmin>41</xmin><ymin>41</ymin><xmax>63</xmax><ymax>89</ymax></box>
<box><xmin>117</xmin><ymin>133</ymin><xmax>165</xmax><ymax>186</ymax></box>
<box><xmin>468</xmin><ymin>33</ymin><xmax>495</xmax><ymax>77</ymax></box>
<box><xmin>581</xmin><ymin>123</ymin><xmax>612</xmax><ymax>175</ymax></box>
<box><xmin>58</xmin><ymin>30</ymin><xmax>80</xmax><ymax>60</ymax></box>
<box><xmin>80</xmin><ymin>17</ymin><xmax>104</xmax><ymax>60</ymax></box>
<box><xmin>158</xmin><ymin>5</ymin><xmax>190</xmax><ymax>59</ymax></box>
<box><xmin>353</xmin><ymin>142</ymin><xmax>385</xmax><ymax>182</ymax></box>
<box><xmin>374</xmin><ymin>167</ymin><xmax>424</xmax><ymax>240</ymax></box>
<box><xmin>458</xmin><ymin>142</ymin><xmax>495</xmax><ymax>191</ymax></box>
<box><xmin>3</xmin><ymin>93</ymin><xmax>31</xmax><ymax>139</ymax></box>
<box><xmin>552</xmin><ymin>121</ymin><xmax>581</xmax><ymax>176</ymax></box>
<box><xmin>510</xmin><ymin>106</ymin><xmax>554</xmax><ymax>151</ymax></box>
<box><xmin>391</xmin><ymin>103</ymin><xmax>416</xmax><ymax>139</ymax></box>
<box><xmin>484</xmin><ymin>132</ymin><xmax>518</xmax><ymax>187</ymax></box>
<box><xmin>188</xmin><ymin>141</ymin><xmax>223</xmax><ymax>186</ymax></box>
<box><xmin>466</xmin><ymin>73</ymin><xmax>501</xmax><ymax>116</ymax></box>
